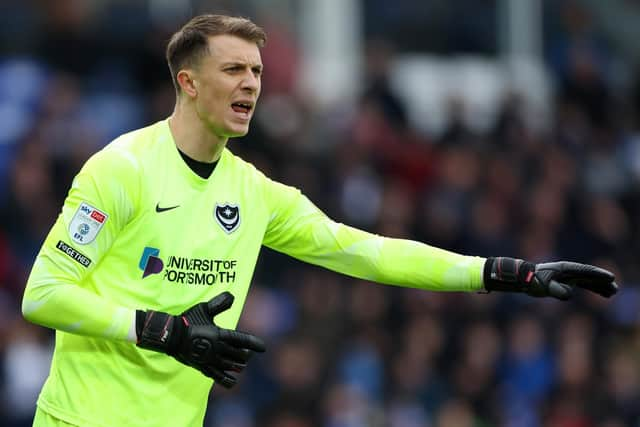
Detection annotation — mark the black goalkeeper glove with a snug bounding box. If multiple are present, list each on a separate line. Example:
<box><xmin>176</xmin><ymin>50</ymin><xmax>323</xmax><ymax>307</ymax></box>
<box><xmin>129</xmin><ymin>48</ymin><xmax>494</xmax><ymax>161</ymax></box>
<box><xmin>483</xmin><ymin>257</ymin><xmax>618</xmax><ymax>300</ymax></box>
<box><xmin>136</xmin><ymin>291</ymin><xmax>265</xmax><ymax>388</ymax></box>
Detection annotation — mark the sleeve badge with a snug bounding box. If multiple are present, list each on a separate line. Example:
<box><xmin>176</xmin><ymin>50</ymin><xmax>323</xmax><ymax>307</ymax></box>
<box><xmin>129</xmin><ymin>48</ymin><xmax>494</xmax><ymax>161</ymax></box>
<box><xmin>68</xmin><ymin>202</ymin><xmax>109</xmax><ymax>245</ymax></box>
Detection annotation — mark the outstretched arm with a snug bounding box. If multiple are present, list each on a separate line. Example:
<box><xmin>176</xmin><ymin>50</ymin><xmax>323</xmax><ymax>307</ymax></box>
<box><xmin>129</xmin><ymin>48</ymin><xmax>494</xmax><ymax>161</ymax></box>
<box><xmin>263</xmin><ymin>179</ymin><xmax>484</xmax><ymax>292</ymax></box>
<box><xmin>262</xmin><ymin>179</ymin><xmax>617</xmax><ymax>299</ymax></box>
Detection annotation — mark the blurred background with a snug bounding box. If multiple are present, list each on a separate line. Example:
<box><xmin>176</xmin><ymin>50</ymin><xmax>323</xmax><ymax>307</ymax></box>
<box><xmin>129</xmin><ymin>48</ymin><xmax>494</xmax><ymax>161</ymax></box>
<box><xmin>1</xmin><ymin>0</ymin><xmax>639</xmax><ymax>426</ymax></box>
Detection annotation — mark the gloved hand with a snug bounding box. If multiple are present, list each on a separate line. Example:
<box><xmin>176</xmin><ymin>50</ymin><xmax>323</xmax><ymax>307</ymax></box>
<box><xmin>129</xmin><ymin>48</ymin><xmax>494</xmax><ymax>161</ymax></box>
<box><xmin>483</xmin><ymin>257</ymin><xmax>618</xmax><ymax>300</ymax></box>
<box><xmin>136</xmin><ymin>291</ymin><xmax>265</xmax><ymax>387</ymax></box>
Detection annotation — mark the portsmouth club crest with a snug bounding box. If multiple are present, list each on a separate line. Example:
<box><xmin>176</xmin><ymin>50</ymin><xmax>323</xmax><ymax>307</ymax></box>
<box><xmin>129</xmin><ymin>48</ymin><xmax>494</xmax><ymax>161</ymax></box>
<box><xmin>214</xmin><ymin>203</ymin><xmax>240</xmax><ymax>234</ymax></box>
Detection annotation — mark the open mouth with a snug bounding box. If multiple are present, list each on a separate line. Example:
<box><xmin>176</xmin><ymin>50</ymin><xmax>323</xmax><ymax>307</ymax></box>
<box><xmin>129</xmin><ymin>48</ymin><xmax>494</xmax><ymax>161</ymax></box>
<box><xmin>231</xmin><ymin>102</ymin><xmax>253</xmax><ymax>115</ymax></box>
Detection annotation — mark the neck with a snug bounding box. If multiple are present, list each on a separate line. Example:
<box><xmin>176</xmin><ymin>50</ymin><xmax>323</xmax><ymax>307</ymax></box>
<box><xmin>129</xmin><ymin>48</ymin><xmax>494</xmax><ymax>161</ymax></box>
<box><xmin>168</xmin><ymin>101</ymin><xmax>227</xmax><ymax>163</ymax></box>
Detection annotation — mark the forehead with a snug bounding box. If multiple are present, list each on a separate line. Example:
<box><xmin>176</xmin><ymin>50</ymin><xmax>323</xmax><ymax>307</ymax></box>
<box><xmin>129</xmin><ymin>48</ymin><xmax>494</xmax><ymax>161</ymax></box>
<box><xmin>205</xmin><ymin>34</ymin><xmax>262</xmax><ymax>66</ymax></box>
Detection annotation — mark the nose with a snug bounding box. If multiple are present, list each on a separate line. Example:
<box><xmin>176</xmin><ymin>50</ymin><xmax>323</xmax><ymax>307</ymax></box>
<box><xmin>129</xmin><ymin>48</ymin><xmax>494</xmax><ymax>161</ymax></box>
<box><xmin>241</xmin><ymin>70</ymin><xmax>260</xmax><ymax>93</ymax></box>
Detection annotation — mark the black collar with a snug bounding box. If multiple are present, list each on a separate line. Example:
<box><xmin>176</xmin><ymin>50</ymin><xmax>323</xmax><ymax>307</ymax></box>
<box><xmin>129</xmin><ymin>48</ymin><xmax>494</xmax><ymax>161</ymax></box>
<box><xmin>178</xmin><ymin>149</ymin><xmax>218</xmax><ymax>179</ymax></box>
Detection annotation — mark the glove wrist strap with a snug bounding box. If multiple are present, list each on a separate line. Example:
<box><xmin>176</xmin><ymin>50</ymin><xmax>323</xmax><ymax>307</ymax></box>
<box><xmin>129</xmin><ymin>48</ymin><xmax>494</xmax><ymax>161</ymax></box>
<box><xmin>484</xmin><ymin>257</ymin><xmax>536</xmax><ymax>292</ymax></box>
<box><xmin>136</xmin><ymin>310</ymin><xmax>178</xmax><ymax>353</ymax></box>
<box><xmin>135</xmin><ymin>310</ymin><xmax>146</xmax><ymax>339</ymax></box>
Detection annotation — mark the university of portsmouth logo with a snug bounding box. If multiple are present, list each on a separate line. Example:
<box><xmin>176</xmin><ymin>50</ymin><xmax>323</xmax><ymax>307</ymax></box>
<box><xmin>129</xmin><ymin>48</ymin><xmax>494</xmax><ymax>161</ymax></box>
<box><xmin>137</xmin><ymin>246</ymin><xmax>238</xmax><ymax>285</ymax></box>
<box><xmin>214</xmin><ymin>203</ymin><xmax>240</xmax><ymax>234</ymax></box>
<box><xmin>139</xmin><ymin>247</ymin><xmax>164</xmax><ymax>278</ymax></box>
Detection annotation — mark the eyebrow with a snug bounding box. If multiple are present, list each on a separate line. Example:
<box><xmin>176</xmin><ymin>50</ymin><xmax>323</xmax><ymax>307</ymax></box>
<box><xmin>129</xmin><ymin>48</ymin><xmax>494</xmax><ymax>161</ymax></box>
<box><xmin>221</xmin><ymin>62</ymin><xmax>263</xmax><ymax>70</ymax></box>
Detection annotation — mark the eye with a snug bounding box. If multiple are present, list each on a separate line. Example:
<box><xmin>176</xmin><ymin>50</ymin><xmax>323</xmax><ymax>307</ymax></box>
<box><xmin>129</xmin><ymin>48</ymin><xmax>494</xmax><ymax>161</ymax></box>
<box><xmin>252</xmin><ymin>67</ymin><xmax>263</xmax><ymax>77</ymax></box>
<box><xmin>225</xmin><ymin>66</ymin><xmax>242</xmax><ymax>73</ymax></box>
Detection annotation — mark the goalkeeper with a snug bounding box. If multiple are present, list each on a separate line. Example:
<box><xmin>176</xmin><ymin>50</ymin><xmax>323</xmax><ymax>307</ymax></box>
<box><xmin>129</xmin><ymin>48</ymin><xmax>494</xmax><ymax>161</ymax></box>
<box><xmin>22</xmin><ymin>14</ymin><xmax>617</xmax><ymax>427</ymax></box>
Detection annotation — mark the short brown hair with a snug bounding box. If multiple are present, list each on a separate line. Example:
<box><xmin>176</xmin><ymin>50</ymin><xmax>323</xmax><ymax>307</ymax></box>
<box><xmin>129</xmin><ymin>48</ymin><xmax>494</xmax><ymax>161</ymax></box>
<box><xmin>166</xmin><ymin>14</ymin><xmax>266</xmax><ymax>93</ymax></box>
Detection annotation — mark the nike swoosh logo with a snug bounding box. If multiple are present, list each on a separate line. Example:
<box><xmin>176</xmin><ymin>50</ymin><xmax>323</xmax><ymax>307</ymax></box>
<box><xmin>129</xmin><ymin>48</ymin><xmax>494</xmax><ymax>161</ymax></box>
<box><xmin>155</xmin><ymin>203</ymin><xmax>180</xmax><ymax>213</ymax></box>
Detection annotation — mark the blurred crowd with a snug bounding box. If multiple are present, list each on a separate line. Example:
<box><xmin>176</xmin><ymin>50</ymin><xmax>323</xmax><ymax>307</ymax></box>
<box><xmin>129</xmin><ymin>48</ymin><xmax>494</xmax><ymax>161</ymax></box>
<box><xmin>1</xmin><ymin>1</ymin><xmax>640</xmax><ymax>427</ymax></box>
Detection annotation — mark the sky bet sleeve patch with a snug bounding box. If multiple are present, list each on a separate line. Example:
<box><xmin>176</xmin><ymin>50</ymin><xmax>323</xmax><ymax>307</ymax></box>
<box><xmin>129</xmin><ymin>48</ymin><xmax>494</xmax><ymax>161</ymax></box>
<box><xmin>68</xmin><ymin>202</ymin><xmax>108</xmax><ymax>245</ymax></box>
<box><xmin>56</xmin><ymin>240</ymin><xmax>92</xmax><ymax>267</ymax></box>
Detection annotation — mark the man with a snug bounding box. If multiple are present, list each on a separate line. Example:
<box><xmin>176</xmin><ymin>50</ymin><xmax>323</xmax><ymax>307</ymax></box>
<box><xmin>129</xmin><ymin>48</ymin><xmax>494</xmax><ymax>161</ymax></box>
<box><xmin>22</xmin><ymin>14</ymin><xmax>617</xmax><ymax>427</ymax></box>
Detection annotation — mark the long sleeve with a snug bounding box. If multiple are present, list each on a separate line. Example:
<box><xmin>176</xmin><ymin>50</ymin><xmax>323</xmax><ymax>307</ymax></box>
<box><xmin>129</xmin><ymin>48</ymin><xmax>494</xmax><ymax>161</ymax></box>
<box><xmin>262</xmin><ymin>179</ymin><xmax>485</xmax><ymax>292</ymax></box>
<box><xmin>22</xmin><ymin>144</ymin><xmax>140</xmax><ymax>341</ymax></box>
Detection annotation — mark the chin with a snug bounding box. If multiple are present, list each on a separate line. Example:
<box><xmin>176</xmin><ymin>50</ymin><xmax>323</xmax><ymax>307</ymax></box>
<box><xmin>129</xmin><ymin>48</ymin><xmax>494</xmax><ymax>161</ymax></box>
<box><xmin>227</xmin><ymin>125</ymin><xmax>251</xmax><ymax>137</ymax></box>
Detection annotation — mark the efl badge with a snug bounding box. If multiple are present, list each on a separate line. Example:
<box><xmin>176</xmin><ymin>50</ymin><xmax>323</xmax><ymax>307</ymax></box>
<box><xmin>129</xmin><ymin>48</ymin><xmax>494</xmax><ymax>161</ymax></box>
<box><xmin>214</xmin><ymin>203</ymin><xmax>240</xmax><ymax>234</ymax></box>
<box><xmin>68</xmin><ymin>202</ymin><xmax>108</xmax><ymax>245</ymax></box>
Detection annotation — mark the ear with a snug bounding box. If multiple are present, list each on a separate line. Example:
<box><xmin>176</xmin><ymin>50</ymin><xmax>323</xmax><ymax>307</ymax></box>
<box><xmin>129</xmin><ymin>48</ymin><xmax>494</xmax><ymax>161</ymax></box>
<box><xmin>177</xmin><ymin>70</ymin><xmax>198</xmax><ymax>98</ymax></box>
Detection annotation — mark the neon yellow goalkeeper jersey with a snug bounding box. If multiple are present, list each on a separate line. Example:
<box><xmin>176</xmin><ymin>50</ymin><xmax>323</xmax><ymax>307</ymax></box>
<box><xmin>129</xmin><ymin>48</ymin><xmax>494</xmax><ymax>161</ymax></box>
<box><xmin>23</xmin><ymin>119</ymin><xmax>485</xmax><ymax>427</ymax></box>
